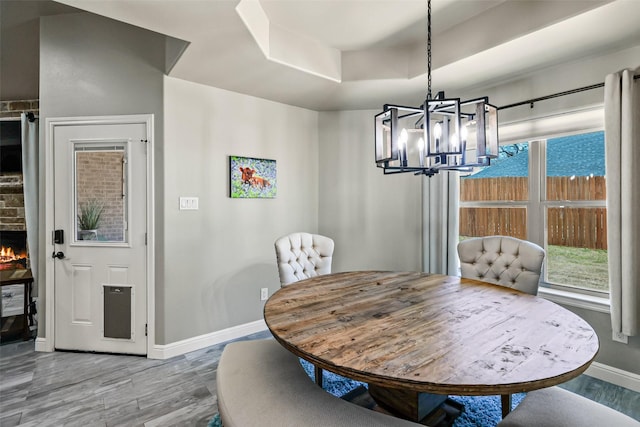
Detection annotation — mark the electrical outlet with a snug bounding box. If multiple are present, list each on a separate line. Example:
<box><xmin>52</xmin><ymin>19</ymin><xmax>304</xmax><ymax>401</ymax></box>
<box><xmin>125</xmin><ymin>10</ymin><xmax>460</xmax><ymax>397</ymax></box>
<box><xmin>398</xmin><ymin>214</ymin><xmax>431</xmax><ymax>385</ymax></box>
<box><xmin>260</xmin><ymin>288</ymin><xmax>269</xmax><ymax>301</ymax></box>
<box><xmin>612</xmin><ymin>331</ymin><xmax>628</xmax><ymax>344</ymax></box>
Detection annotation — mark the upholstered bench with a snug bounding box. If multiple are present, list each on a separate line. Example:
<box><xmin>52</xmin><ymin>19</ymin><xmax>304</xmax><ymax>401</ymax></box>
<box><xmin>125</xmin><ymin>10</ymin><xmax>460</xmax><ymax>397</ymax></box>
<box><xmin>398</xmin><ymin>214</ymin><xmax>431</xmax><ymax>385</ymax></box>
<box><xmin>216</xmin><ymin>339</ymin><xmax>421</xmax><ymax>427</ymax></box>
<box><xmin>497</xmin><ymin>386</ymin><xmax>640</xmax><ymax>427</ymax></box>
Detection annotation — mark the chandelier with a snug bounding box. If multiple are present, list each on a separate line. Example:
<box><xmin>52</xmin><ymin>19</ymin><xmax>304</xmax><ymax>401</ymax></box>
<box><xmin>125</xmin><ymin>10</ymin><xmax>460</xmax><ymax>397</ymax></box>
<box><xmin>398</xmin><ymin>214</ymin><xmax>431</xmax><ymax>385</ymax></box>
<box><xmin>374</xmin><ymin>0</ymin><xmax>499</xmax><ymax>176</ymax></box>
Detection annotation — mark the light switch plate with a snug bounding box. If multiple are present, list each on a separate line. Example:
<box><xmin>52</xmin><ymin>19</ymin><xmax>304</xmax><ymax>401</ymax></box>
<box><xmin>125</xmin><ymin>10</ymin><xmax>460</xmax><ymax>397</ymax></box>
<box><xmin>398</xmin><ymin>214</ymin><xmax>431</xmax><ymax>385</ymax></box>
<box><xmin>179</xmin><ymin>197</ymin><xmax>199</xmax><ymax>210</ymax></box>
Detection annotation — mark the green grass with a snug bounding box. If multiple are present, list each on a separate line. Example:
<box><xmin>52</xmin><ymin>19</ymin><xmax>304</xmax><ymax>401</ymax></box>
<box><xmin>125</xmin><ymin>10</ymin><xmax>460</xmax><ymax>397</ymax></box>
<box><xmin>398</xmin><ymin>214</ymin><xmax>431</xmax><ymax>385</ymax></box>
<box><xmin>546</xmin><ymin>245</ymin><xmax>609</xmax><ymax>292</ymax></box>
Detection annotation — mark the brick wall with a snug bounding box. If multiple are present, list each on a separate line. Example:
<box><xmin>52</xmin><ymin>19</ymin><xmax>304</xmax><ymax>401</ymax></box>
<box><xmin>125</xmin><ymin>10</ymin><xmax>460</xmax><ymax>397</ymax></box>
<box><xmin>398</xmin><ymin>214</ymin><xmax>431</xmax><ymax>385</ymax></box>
<box><xmin>0</xmin><ymin>99</ymin><xmax>36</xmax><ymax>231</ymax></box>
<box><xmin>76</xmin><ymin>151</ymin><xmax>125</xmax><ymax>241</ymax></box>
<box><xmin>0</xmin><ymin>100</ymin><xmax>39</xmax><ymax>119</ymax></box>
<box><xmin>0</xmin><ymin>173</ymin><xmax>25</xmax><ymax>231</ymax></box>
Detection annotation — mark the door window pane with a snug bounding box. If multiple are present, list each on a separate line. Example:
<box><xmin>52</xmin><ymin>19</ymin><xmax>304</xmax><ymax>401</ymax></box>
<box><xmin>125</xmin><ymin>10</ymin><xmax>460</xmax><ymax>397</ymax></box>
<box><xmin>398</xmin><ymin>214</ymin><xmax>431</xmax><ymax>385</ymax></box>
<box><xmin>74</xmin><ymin>144</ymin><xmax>127</xmax><ymax>243</ymax></box>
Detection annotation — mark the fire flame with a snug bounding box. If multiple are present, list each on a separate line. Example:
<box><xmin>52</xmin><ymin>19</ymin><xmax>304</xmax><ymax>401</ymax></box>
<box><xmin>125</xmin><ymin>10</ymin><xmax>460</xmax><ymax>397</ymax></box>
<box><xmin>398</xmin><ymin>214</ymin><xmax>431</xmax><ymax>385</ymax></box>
<box><xmin>1</xmin><ymin>245</ymin><xmax>16</xmax><ymax>260</ymax></box>
<box><xmin>0</xmin><ymin>246</ymin><xmax>27</xmax><ymax>270</ymax></box>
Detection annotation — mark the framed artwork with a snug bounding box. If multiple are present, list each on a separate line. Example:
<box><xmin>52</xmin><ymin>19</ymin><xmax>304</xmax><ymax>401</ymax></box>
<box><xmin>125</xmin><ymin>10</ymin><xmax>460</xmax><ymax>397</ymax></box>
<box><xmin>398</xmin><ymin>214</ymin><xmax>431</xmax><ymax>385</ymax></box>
<box><xmin>229</xmin><ymin>156</ymin><xmax>277</xmax><ymax>198</ymax></box>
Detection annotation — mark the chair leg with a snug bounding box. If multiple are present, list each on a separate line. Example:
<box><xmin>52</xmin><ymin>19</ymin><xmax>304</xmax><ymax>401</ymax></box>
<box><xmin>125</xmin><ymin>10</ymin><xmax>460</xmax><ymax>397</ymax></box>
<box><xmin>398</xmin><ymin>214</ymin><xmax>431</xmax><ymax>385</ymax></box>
<box><xmin>501</xmin><ymin>394</ymin><xmax>512</xmax><ymax>418</ymax></box>
<box><xmin>314</xmin><ymin>365</ymin><xmax>323</xmax><ymax>387</ymax></box>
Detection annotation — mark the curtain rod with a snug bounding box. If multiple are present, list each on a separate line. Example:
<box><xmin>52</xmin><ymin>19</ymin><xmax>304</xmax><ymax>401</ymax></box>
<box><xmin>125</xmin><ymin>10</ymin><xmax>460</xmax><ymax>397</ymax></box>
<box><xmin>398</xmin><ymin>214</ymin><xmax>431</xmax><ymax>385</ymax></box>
<box><xmin>498</xmin><ymin>74</ymin><xmax>640</xmax><ymax>111</ymax></box>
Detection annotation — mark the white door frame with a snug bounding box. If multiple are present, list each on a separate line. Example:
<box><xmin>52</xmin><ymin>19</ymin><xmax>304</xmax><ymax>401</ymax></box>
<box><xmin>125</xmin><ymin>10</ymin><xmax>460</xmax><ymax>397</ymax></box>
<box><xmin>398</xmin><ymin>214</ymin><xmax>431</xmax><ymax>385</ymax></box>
<box><xmin>40</xmin><ymin>114</ymin><xmax>155</xmax><ymax>356</ymax></box>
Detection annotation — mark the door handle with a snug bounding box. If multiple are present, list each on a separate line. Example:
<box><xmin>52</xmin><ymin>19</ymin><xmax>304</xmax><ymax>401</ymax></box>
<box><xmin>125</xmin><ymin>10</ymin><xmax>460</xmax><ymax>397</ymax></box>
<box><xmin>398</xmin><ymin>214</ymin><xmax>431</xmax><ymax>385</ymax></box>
<box><xmin>52</xmin><ymin>251</ymin><xmax>65</xmax><ymax>259</ymax></box>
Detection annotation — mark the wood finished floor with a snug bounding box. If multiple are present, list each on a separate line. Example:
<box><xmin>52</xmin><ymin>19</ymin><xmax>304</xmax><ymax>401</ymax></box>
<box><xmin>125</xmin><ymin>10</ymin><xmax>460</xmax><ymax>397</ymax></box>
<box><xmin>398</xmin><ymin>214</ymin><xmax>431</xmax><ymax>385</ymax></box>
<box><xmin>1</xmin><ymin>330</ymin><xmax>638</xmax><ymax>426</ymax></box>
<box><xmin>0</xmin><ymin>331</ymin><xmax>271</xmax><ymax>427</ymax></box>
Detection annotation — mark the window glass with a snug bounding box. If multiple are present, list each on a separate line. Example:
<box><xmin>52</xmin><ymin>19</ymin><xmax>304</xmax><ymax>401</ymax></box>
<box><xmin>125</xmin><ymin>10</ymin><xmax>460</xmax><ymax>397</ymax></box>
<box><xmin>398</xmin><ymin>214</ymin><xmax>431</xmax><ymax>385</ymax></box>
<box><xmin>544</xmin><ymin>131</ymin><xmax>608</xmax><ymax>292</ymax></box>
<box><xmin>546</xmin><ymin>208</ymin><xmax>608</xmax><ymax>291</ymax></box>
<box><xmin>461</xmin><ymin>143</ymin><xmax>529</xmax><ymax>201</ymax></box>
<box><xmin>460</xmin><ymin>207</ymin><xmax>527</xmax><ymax>239</ymax></box>
<box><xmin>458</xmin><ymin>131</ymin><xmax>609</xmax><ymax>295</ymax></box>
<box><xmin>74</xmin><ymin>145</ymin><xmax>127</xmax><ymax>243</ymax></box>
<box><xmin>546</xmin><ymin>132</ymin><xmax>606</xmax><ymax>201</ymax></box>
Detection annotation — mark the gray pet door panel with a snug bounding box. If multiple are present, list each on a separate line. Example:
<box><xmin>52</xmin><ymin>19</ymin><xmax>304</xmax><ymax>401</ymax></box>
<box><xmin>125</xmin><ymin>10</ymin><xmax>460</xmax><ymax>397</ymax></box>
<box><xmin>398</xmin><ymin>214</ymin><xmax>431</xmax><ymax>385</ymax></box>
<box><xmin>103</xmin><ymin>285</ymin><xmax>132</xmax><ymax>339</ymax></box>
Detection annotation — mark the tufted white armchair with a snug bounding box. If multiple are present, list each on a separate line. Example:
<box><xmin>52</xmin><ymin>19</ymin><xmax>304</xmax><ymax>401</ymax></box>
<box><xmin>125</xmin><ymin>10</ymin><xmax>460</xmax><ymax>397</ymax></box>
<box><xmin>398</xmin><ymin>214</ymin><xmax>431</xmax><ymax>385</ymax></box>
<box><xmin>274</xmin><ymin>232</ymin><xmax>335</xmax><ymax>287</ymax></box>
<box><xmin>457</xmin><ymin>235</ymin><xmax>545</xmax><ymax>295</ymax></box>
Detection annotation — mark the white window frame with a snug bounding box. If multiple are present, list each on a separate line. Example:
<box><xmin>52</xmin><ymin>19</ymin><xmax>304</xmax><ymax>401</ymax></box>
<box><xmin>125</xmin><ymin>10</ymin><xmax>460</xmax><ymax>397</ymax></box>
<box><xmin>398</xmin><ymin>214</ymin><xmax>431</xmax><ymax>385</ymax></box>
<box><xmin>459</xmin><ymin>130</ymin><xmax>610</xmax><ymax>313</ymax></box>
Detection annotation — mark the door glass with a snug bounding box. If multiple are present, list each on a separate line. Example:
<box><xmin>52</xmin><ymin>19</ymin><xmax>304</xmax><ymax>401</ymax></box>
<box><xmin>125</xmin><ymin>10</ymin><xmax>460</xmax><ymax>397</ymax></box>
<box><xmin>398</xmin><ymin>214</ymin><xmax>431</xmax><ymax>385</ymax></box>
<box><xmin>74</xmin><ymin>143</ymin><xmax>128</xmax><ymax>243</ymax></box>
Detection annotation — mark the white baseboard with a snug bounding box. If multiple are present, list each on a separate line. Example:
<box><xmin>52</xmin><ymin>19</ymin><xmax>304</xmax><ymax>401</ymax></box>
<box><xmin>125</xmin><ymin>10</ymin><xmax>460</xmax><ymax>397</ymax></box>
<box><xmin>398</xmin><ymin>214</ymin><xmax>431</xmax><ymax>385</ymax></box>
<box><xmin>34</xmin><ymin>337</ymin><xmax>53</xmax><ymax>352</ymax></box>
<box><xmin>147</xmin><ymin>319</ymin><xmax>268</xmax><ymax>360</ymax></box>
<box><xmin>33</xmin><ymin>320</ymin><xmax>267</xmax><ymax>358</ymax></box>
<box><xmin>585</xmin><ymin>361</ymin><xmax>640</xmax><ymax>393</ymax></box>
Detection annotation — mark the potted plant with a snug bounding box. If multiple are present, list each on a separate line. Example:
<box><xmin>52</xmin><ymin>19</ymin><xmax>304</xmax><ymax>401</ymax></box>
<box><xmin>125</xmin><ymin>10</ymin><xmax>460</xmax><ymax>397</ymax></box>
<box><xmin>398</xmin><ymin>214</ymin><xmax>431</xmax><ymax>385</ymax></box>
<box><xmin>77</xmin><ymin>199</ymin><xmax>104</xmax><ymax>240</ymax></box>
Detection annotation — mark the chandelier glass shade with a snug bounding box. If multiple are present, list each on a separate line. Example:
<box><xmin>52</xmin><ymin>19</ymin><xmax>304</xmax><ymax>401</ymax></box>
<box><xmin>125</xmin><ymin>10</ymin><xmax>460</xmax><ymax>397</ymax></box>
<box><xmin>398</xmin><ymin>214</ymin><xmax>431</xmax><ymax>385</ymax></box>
<box><xmin>374</xmin><ymin>1</ymin><xmax>499</xmax><ymax>176</ymax></box>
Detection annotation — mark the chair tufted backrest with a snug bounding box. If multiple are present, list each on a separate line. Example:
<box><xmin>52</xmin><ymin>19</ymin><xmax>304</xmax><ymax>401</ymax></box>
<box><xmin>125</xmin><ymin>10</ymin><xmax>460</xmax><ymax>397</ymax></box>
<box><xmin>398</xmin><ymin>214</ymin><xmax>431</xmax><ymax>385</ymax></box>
<box><xmin>457</xmin><ymin>236</ymin><xmax>545</xmax><ymax>295</ymax></box>
<box><xmin>274</xmin><ymin>232</ymin><xmax>335</xmax><ymax>287</ymax></box>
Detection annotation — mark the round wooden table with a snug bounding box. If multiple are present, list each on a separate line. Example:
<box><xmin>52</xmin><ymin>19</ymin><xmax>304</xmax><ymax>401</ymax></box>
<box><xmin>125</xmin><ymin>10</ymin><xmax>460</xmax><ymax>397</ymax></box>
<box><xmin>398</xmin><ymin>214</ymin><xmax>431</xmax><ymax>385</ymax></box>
<box><xmin>264</xmin><ymin>271</ymin><xmax>599</xmax><ymax>422</ymax></box>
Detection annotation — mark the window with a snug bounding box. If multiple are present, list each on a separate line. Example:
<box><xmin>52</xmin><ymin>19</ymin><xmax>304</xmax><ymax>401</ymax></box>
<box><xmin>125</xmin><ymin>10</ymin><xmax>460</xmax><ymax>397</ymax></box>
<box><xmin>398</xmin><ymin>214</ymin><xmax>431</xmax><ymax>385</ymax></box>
<box><xmin>73</xmin><ymin>143</ymin><xmax>128</xmax><ymax>244</ymax></box>
<box><xmin>459</xmin><ymin>131</ymin><xmax>608</xmax><ymax>296</ymax></box>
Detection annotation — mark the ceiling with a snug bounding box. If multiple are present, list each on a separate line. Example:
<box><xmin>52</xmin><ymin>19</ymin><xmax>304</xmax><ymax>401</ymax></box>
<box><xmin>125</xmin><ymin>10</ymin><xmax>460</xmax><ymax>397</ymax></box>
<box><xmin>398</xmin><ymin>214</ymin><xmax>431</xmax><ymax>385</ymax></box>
<box><xmin>10</xmin><ymin>0</ymin><xmax>640</xmax><ymax>111</ymax></box>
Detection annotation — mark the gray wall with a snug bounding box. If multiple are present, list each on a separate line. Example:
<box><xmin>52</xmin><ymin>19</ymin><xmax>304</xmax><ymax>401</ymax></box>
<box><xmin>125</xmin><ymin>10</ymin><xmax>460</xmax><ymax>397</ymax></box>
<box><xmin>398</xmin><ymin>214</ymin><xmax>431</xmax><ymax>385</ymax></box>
<box><xmin>459</xmin><ymin>45</ymin><xmax>640</xmax><ymax>127</ymax></box>
<box><xmin>318</xmin><ymin>110</ymin><xmax>422</xmax><ymax>273</ymax></box>
<box><xmin>0</xmin><ymin>1</ymin><xmax>39</xmax><ymax>101</ymax></box>
<box><xmin>162</xmin><ymin>77</ymin><xmax>319</xmax><ymax>344</ymax></box>
<box><xmin>0</xmin><ymin>1</ymin><xmax>79</xmax><ymax>101</ymax></box>
<box><xmin>38</xmin><ymin>11</ymin><xmax>166</xmax><ymax>337</ymax></box>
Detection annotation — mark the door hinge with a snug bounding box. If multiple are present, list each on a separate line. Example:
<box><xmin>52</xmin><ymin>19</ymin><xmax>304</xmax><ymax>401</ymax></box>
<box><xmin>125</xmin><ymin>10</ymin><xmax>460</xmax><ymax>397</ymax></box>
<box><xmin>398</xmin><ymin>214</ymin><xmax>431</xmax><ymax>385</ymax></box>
<box><xmin>145</xmin><ymin>323</ymin><xmax>148</xmax><ymax>337</ymax></box>
<box><xmin>145</xmin><ymin>233</ymin><xmax>147</xmax><ymax>245</ymax></box>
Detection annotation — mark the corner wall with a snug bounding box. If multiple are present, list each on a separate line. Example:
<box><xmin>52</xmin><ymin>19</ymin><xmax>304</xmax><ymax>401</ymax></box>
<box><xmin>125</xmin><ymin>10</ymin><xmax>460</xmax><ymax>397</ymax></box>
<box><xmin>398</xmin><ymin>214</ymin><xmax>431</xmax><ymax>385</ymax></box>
<box><xmin>162</xmin><ymin>77</ymin><xmax>319</xmax><ymax>344</ymax></box>
<box><xmin>318</xmin><ymin>110</ymin><xmax>422</xmax><ymax>273</ymax></box>
<box><xmin>38</xmin><ymin>11</ymin><xmax>166</xmax><ymax>340</ymax></box>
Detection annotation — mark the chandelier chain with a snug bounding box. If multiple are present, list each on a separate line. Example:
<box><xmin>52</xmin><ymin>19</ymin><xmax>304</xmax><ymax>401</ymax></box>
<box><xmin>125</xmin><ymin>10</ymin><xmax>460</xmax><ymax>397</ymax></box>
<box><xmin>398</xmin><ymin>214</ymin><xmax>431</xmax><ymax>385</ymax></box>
<box><xmin>427</xmin><ymin>0</ymin><xmax>432</xmax><ymax>100</ymax></box>
<box><xmin>374</xmin><ymin>0</ymin><xmax>498</xmax><ymax>176</ymax></box>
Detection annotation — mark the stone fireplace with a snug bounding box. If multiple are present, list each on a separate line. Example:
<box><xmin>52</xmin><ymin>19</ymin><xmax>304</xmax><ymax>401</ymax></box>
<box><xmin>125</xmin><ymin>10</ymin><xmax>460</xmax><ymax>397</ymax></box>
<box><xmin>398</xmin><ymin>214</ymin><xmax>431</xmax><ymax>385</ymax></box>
<box><xmin>0</xmin><ymin>105</ymin><xmax>36</xmax><ymax>339</ymax></box>
<box><xmin>0</xmin><ymin>117</ymin><xmax>28</xmax><ymax>271</ymax></box>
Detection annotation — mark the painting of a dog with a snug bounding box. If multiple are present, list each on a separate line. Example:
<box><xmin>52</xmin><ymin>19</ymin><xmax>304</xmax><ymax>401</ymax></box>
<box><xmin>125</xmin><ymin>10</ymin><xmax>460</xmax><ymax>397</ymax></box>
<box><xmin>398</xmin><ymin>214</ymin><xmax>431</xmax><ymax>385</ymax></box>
<box><xmin>230</xmin><ymin>156</ymin><xmax>277</xmax><ymax>198</ymax></box>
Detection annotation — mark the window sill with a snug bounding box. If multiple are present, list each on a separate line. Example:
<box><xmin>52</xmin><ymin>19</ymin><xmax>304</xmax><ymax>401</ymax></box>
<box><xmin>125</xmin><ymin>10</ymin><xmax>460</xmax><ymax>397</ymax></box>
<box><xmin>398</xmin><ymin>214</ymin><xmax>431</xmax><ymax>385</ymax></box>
<box><xmin>538</xmin><ymin>286</ymin><xmax>610</xmax><ymax>314</ymax></box>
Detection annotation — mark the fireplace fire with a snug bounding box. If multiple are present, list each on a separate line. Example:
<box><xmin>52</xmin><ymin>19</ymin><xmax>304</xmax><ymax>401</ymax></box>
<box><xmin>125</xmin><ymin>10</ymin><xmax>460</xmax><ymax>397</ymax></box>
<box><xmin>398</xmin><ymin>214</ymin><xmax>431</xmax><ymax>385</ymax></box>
<box><xmin>0</xmin><ymin>231</ymin><xmax>28</xmax><ymax>270</ymax></box>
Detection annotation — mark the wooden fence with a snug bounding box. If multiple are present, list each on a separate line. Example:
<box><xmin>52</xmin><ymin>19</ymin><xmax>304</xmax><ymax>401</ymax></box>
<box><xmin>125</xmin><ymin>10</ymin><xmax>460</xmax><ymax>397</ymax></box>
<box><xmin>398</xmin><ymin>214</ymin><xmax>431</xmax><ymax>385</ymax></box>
<box><xmin>460</xmin><ymin>176</ymin><xmax>607</xmax><ymax>249</ymax></box>
<box><xmin>460</xmin><ymin>207</ymin><xmax>527</xmax><ymax>240</ymax></box>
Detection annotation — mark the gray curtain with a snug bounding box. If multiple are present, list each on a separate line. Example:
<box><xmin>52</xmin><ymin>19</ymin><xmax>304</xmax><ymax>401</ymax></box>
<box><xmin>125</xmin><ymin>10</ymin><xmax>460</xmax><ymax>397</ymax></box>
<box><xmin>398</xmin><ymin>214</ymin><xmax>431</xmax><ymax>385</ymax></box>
<box><xmin>21</xmin><ymin>113</ymin><xmax>39</xmax><ymax>291</ymax></box>
<box><xmin>604</xmin><ymin>69</ymin><xmax>640</xmax><ymax>337</ymax></box>
<box><xmin>422</xmin><ymin>172</ymin><xmax>459</xmax><ymax>275</ymax></box>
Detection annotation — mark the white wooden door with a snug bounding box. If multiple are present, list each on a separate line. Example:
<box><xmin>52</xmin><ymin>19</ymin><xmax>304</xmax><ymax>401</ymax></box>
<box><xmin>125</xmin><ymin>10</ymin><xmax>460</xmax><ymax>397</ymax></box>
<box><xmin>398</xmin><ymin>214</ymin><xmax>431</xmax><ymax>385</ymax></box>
<box><xmin>53</xmin><ymin>119</ymin><xmax>147</xmax><ymax>354</ymax></box>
